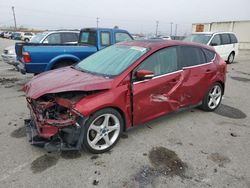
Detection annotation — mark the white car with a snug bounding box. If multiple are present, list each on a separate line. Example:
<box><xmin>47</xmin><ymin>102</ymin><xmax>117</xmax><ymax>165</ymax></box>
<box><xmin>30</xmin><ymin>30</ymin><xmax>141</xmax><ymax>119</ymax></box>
<box><xmin>3</xmin><ymin>31</ymin><xmax>13</xmax><ymax>39</ymax></box>
<box><xmin>21</xmin><ymin>32</ymin><xmax>34</xmax><ymax>42</ymax></box>
<box><xmin>184</xmin><ymin>32</ymin><xmax>239</xmax><ymax>64</ymax></box>
<box><xmin>1</xmin><ymin>30</ymin><xmax>79</xmax><ymax>65</ymax></box>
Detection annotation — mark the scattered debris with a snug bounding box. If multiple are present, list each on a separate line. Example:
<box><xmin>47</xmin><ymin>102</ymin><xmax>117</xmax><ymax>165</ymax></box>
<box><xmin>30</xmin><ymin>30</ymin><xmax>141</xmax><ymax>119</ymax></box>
<box><xmin>94</xmin><ymin>170</ymin><xmax>101</xmax><ymax>175</ymax></box>
<box><xmin>143</xmin><ymin>153</ymin><xmax>147</xmax><ymax>156</ymax></box>
<box><xmin>8</xmin><ymin>122</ymin><xmax>11</xmax><ymax>125</ymax></box>
<box><xmin>214</xmin><ymin>104</ymin><xmax>247</xmax><ymax>119</ymax></box>
<box><xmin>31</xmin><ymin>154</ymin><xmax>59</xmax><ymax>173</ymax></box>
<box><xmin>208</xmin><ymin>153</ymin><xmax>231</xmax><ymax>167</ymax></box>
<box><xmin>200</xmin><ymin>150</ymin><xmax>208</xmax><ymax>155</ymax></box>
<box><xmin>146</xmin><ymin>125</ymin><xmax>152</xmax><ymax>129</ymax></box>
<box><xmin>10</xmin><ymin>126</ymin><xmax>26</xmax><ymax>138</ymax></box>
<box><xmin>230</xmin><ymin>133</ymin><xmax>239</xmax><ymax>137</ymax></box>
<box><xmin>91</xmin><ymin>155</ymin><xmax>99</xmax><ymax>160</ymax></box>
<box><xmin>92</xmin><ymin>180</ymin><xmax>99</xmax><ymax>186</ymax></box>
<box><xmin>214</xmin><ymin>168</ymin><xmax>218</xmax><ymax>173</ymax></box>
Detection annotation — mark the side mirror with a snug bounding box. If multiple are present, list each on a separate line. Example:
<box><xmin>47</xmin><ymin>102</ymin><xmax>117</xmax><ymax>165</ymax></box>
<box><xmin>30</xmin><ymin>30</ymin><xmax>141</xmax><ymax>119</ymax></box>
<box><xmin>136</xmin><ymin>70</ymin><xmax>154</xmax><ymax>80</ymax></box>
<box><xmin>43</xmin><ymin>40</ymin><xmax>48</xmax><ymax>44</ymax></box>
<box><xmin>210</xmin><ymin>42</ymin><xmax>218</xmax><ymax>46</ymax></box>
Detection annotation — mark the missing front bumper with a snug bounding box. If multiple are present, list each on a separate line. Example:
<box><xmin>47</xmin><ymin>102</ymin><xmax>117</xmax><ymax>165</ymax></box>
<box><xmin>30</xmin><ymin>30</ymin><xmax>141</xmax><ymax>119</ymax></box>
<box><xmin>24</xmin><ymin>117</ymin><xmax>88</xmax><ymax>152</ymax></box>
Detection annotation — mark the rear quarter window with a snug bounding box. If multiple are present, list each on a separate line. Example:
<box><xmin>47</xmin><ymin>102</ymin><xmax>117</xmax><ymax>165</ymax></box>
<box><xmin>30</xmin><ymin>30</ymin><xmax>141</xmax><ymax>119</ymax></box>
<box><xmin>178</xmin><ymin>46</ymin><xmax>206</xmax><ymax>68</ymax></box>
<box><xmin>229</xmin><ymin>34</ymin><xmax>238</xmax><ymax>43</ymax></box>
<box><xmin>202</xmin><ymin>48</ymin><xmax>216</xmax><ymax>62</ymax></box>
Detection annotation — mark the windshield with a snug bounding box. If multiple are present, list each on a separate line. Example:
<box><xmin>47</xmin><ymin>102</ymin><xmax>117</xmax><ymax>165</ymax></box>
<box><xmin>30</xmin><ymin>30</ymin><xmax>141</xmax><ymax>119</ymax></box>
<box><xmin>76</xmin><ymin>44</ymin><xmax>148</xmax><ymax>77</ymax></box>
<box><xmin>30</xmin><ymin>32</ymin><xmax>47</xmax><ymax>43</ymax></box>
<box><xmin>184</xmin><ymin>34</ymin><xmax>212</xmax><ymax>44</ymax></box>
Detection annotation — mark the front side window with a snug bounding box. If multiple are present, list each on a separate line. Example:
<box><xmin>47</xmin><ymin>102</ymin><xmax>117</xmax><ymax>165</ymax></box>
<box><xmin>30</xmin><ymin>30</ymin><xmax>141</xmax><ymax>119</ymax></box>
<box><xmin>221</xmin><ymin>34</ymin><xmax>230</xmax><ymax>45</ymax></box>
<box><xmin>115</xmin><ymin>32</ymin><xmax>133</xmax><ymax>43</ymax></box>
<box><xmin>183</xmin><ymin>34</ymin><xmax>212</xmax><ymax>44</ymax></box>
<box><xmin>30</xmin><ymin>32</ymin><xmax>47</xmax><ymax>43</ymax></box>
<box><xmin>178</xmin><ymin>46</ymin><xmax>206</xmax><ymax>67</ymax></box>
<box><xmin>44</xmin><ymin>33</ymin><xmax>61</xmax><ymax>44</ymax></box>
<box><xmin>136</xmin><ymin>47</ymin><xmax>178</xmax><ymax>77</ymax></box>
<box><xmin>76</xmin><ymin>45</ymin><xmax>148</xmax><ymax>77</ymax></box>
<box><xmin>210</xmin><ymin>34</ymin><xmax>221</xmax><ymax>46</ymax></box>
<box><xmin>101</xmin><ymin>32</ymin><xmax>111</xmax><ymax>46</ymax></box>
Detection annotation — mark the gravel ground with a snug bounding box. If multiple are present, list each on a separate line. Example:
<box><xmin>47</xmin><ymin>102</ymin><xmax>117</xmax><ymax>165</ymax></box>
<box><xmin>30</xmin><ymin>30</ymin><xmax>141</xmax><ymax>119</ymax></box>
<box><xmin>0</xmin><ymin>38</ymin><xmax>249</xmax><ymax>188</ymax></box>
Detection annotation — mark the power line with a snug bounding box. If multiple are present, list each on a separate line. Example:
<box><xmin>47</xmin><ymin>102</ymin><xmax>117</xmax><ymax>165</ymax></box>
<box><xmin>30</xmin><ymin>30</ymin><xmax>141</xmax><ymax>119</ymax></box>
<box><xmin>155</xmin><ymin>21</ymin><xmax>159</xmax><ymax>36</ymax></box>
<box><xmin>96</xmin><ymin>17</ymin><xmax>100</xmax><ymax>28</ymax></box>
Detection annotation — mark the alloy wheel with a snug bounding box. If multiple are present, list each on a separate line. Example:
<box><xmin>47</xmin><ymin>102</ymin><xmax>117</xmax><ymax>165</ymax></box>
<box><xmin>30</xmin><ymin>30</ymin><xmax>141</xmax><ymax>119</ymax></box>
<box><xmin>208</xmin><ymin>85</ymin><xmax>222</xmax><ymax>109</ymax></box>
<box><xmin>87</xmin><ymin>113</ymin><xmax>120</xmax><ymax>151</ymax></box>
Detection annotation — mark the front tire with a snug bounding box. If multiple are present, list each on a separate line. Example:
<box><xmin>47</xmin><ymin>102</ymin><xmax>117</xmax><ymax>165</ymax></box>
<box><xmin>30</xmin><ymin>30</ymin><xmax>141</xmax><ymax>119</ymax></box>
<box><xmin>82</xmin><ymin>108</ymin><xmax>124</xmax><ymax>154</ymax></box>
<box><xmin>200</xmin><ymin>83</ymin><xmax>223</xmax><ymax>112</ymax></box>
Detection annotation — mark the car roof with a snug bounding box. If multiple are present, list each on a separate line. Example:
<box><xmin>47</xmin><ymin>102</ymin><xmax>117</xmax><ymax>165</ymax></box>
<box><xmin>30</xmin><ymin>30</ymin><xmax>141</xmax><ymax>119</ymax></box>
<box><xmin>80</xmin><ymin>28</ymin><xmax>129</xmax><ymax>33</ymax></box>
<box><xmin>119</xmin><ymin>40</ymin><xmax>215</xmax><ymax>52</ymax></box>
<box><xmin>192</xmin><ymin>31</ymin><xmax>235</xmax><ymax>35</ymax></box>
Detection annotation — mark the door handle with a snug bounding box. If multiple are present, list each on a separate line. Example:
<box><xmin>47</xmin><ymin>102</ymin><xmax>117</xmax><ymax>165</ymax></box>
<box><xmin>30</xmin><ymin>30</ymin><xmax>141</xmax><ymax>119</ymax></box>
<box><xmin>206</xmin><ymin>69</ymin><xmax>212</xmax><ymax>73</ymax></box>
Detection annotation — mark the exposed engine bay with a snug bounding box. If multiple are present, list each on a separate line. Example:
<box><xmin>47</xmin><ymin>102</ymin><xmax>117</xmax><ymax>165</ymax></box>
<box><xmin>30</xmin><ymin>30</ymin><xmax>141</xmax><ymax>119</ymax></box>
<box><xmin>26</xmin><ymin>91</ymin><xmax>94</xmax><ymax>151</ymax></box>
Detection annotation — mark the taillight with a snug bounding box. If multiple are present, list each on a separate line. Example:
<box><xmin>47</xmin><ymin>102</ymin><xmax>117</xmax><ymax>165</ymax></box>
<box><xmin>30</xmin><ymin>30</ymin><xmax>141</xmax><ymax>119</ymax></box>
<box><xmin>22</xmin><ymin>52</ymin><xmax>31</xmax><ymax>63</ymax></box>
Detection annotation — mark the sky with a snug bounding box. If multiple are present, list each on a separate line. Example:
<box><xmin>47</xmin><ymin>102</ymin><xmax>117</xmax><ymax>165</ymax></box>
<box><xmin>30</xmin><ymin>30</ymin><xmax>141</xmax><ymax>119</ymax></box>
<box><xmin>0</xmin><ymin>0</ymin><xmax>249</xmax><ymax>35</ymax></box>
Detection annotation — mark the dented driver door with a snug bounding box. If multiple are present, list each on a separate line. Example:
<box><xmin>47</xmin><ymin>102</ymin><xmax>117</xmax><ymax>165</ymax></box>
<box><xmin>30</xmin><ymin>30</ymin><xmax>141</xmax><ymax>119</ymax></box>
<box><xmin>132</xmin><ymin>47</ymin><xmax>184</xmax><ymax>126</ymax></box>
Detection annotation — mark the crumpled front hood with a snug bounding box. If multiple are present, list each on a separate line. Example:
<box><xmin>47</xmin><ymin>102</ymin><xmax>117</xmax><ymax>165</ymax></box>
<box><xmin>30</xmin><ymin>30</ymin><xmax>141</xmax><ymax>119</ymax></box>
<box><xmin>24</xmin><ymin>67</ymin><xmax>113</xmax><ymax>99</ymax></box>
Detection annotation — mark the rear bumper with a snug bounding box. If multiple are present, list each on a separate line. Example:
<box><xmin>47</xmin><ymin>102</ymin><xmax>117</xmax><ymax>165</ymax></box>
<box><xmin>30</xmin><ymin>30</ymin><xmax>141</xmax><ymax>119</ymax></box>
<box><xmin>1</xmin><ymin>54</ymin><xmax>17</xmax><ymax>65</ymax></box>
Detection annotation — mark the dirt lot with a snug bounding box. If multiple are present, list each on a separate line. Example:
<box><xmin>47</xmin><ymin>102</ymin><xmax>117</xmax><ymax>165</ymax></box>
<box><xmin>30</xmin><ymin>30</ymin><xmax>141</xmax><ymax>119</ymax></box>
<box><xmin>0</xmin><ymin>38</ymin><xmax>249</xmax><ymax>188</ymax></box>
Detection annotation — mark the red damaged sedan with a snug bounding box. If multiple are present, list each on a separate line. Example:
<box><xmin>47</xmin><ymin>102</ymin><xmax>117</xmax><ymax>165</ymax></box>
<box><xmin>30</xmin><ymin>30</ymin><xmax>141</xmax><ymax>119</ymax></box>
<box><xmin>24</xmin><ymin>40</ymin><xmax>226</xmax><ymax>153</ymax></box>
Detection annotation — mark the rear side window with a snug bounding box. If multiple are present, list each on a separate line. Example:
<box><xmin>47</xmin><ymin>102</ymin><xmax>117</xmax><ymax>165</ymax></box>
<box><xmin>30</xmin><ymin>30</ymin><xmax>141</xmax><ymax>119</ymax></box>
<box><xmin>229</xmin><ymin>34</ymin><xmax>238</xmax><ymax>43</ymax></box>
<box><xmin>115</xmin><ymin>32</ymin><xmax>133</xmax><ymax>43</ymax></box>
<box><xmin>79</xmin><ymin>31</ymin><xmax>96</xmax><ymax>46</ymax></box>
<box><xmin>202</xmin><ymin>48</ymin><xmax>216</xmax><ymax>62</ymax></box>
<box><xmin>61</xmin><ymin>33</ymin><xmax>78</xmax><ymax>43</ymax></box>
<box><xmin>178</xmin><ymin>46</ymin><xmax>206</xmax><ymax>68</ymax></box>
<box><xmin>221</xmin><ymin>34</ymin><xmax>231</xmax><ymax>44</ymax></box>
<box><xmin>101</xmin><ymin>32</ymin><xmax>111</xmax><ymax>46</ymax></box>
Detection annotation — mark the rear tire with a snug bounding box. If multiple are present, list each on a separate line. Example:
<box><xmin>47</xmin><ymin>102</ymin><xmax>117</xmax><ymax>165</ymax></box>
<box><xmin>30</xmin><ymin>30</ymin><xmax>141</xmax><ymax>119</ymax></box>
<box><xmin>82</xmin><ymin>108</ymin><xmax>123</xmax><ymax>154</ymax></box>
<box><xmin>227</xmin><ymin>52</ymin><xmax>235</xmax><ymax>64</ymax></box>
<box><xmin>200</xmin><ymin>83</ymin><xmax>223</xmax><ymax>112</ymax></box>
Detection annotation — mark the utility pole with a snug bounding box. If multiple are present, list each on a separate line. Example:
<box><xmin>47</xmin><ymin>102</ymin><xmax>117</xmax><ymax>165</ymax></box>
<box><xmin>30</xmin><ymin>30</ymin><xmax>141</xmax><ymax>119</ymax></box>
<box><xmin>170</xmin><ymin>22</ymin><xmax>173</xmax><ymax>36</ymax></box>
<box><xmin>175</xmin><ymin>24</ymin><xmax>178</xmax><ymax>36</ymax></box>
<box><xmin>11</xmin><ymin>6</ymin><xmax>17</xmax><ymax>30</ymax></box>
<box><xmin>155</xmin><ymin>21</ymin><xmax>159</xmax><ymax>37</ymax></box>
<box><xmin>96</xmin><ymin>17</ymin><xmax>100</xmax><ymax>28</ymax></box>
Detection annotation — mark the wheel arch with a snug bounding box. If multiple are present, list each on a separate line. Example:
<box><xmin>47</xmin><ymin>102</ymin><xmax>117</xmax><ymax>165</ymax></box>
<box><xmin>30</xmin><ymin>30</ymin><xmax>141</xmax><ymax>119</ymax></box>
<box><xmin>46</xmin><ymin>55</ymin><xmax>80</xmax><ymax>70</ymax></box>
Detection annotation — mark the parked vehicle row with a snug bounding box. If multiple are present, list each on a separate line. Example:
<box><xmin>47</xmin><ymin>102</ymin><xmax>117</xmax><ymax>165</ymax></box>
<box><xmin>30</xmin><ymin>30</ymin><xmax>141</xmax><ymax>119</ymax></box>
<box><xmin>184</xmin><ymin>31</ymin><xmax>239</xmax><ymax>64</ymax></box>
<box><xmin>15</xmin><ymin>28</ymin><xmax>133</xmax><ymax>74</ymax></box>
<box><xmin>24</xmin><ymin>40</ymin><xmax>227</xmax><ymax>153</ymax></box>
